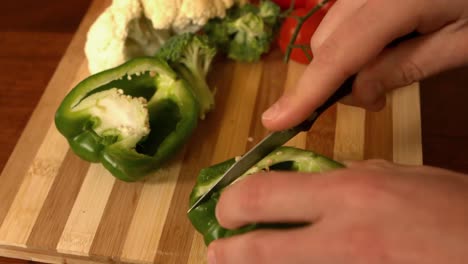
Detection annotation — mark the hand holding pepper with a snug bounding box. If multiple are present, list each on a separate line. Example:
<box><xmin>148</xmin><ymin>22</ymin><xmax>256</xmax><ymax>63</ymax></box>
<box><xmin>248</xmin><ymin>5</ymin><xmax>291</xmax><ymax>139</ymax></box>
<box><xmin>210</xmin><ymin>160</ymin><xmax>468</xmax><ymax>263</ymax></box>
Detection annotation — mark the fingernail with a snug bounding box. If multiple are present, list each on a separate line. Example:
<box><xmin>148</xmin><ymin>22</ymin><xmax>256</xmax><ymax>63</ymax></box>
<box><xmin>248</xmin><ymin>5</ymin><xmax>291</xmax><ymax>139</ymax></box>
<box><xmin>262</xmin><ymin>101</ymin><xmax>281</xmax><ymax>121</ymax></box>
<box><xmin>263</xmin><ymin>95</ymin><xmax>292</xmax><ymax>121</ymax></box>
<box><xmin>207</xmin><ymin>248</ymin><xmax>216</xmax><ymax>264</ymax></box>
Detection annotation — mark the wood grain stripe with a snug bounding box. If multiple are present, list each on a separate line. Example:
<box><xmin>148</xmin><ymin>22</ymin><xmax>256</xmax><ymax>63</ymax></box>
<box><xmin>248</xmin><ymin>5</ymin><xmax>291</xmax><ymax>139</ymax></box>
<box><xmin>188</xmin><ymin>55</ymin><xmax>289</xmax><ymax>264</ymax></box>
<box><xmin>210</xmin><ymin>62</ymin><xmax>265</xmax><ymax>163</ymax></box>
<box><xmin>364</xmin><ymin>95</ymin><xmax>393</xmax><ymax>160</ymax></box>
<box><xmin>0</xmin><ymin>125</ymin><xmax>68</xmax><ymax>247</ymax></box>
<box><xmin>153</xmin><ymin>125</ymin><xmax>225</xmax><ymax>264</ymax></box>
<box><xmin>392</xmin><ymin>84</ymin><xmax>423</xmax><ymax>165</ymax></box>
<box><xmin>155</xmin><ymin>62</ymin><xmax>262</xmax><ymax>264</ymax></box>
<box><xmin>0</xmin><ymin>59</ymin><xmax>87</xmax><ymax>244</ymax></box>
<box><xmin>246</xmin><ymin>49</ymin><xmax>288</xmax><ymax>149</ymax></box>
<box><xmin>152</xmin><ymin>151</ymin><xmax>204</xmax><ymax>264</ymax></box>
<box><xmin>185</xmin><ymin>62</ymin><xmax>265</xmax><ymax>264</ymax></box>
<box><xmin>0</xmin><ymin>0</ymin><xmax>100</xmax><ymax>228</ymax></box>
<box><xmin>306</xmin><ymin>105</ymin><xmax>337</xmax><ymax>158</ymax></box>
<box><xmin>1</xmin><ymin>0</ymin><xmax>107</xmax><ymax>244</ymax></box>
<box><xmin>57</xmin><ymin>164</ymin><xmax>116</xmax><ymax>256</ymax></box>
<box><xmin>0</xmin><ymin>0</ymin><xmax>95</xmax><ymax>224</ymax></box>
<box><xmin>0</xmin><ymin>137</ymin><xmax>41</xmax><ymax>229</ymax></box>
<box><xmin>89</xmin><ymin>180</ymin><xmax>144</xmax><ymax>260</ymax></box>
<box><xmin>182</xmin><ymin>61</ymin><xmax>240</xmax><ymax>264</ymax></box>
<box><xmin>333</xmin><ymin>104</ymin><xmax>366</xmax><ymax>161</ymax></box>
<box><xmin>120</xmin><ymin>155</ymin><xmax>185</xmax><ymax>263</ymax></box>
<box><xmin>187</xmin><ymin>233</ymin><xmax>207</xmax><ymax>264</ymax></box>
<box><xmin>0</xmin><ymin>247</ymin><xmax>101</xmax><ymax>264</ymax></box>
<box><xmin>187</xmin><ymin>61</ymin><xmax>316</xmax><ymax>264</ymax></box>
<box><xmin>0</xmin><ymin>40</ymin><xmax>89</xmax><ymax>230</ymax></box>
<box><xmin>27</xmin><ymin>150</ymin><xmax>90</xmax><ymax>250</ymax></box>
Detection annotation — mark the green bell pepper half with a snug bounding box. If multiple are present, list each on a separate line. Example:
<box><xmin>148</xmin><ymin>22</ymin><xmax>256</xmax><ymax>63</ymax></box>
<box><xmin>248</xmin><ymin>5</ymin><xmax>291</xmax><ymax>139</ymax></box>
<box><xmin>55</xmin><ymin>57</ymin><xmax>199</xmax><ymax>182</ymax></box>
<box><xmin>188</xmin><ymin>146</ymin><xmax>344</xmax><ymax>245</ymax></box>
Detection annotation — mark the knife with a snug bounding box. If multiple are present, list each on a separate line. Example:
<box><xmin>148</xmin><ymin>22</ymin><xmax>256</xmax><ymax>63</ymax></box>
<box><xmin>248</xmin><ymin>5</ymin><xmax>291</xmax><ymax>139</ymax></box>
<box><xmin>187</xmin><ymin>75</ymin><xmax>356</xmax><ymax>213</ymax></box>
<box><xmin>187</xmin><ymin>31</ymin><xmax>420</xmax><ymax>213</ymax></box>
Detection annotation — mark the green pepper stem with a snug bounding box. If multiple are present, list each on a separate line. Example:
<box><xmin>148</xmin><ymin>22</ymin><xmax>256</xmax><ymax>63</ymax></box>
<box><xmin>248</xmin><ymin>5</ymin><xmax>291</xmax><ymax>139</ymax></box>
<box><xmin>283</xmin><ymin>0</ymin><xmax>330</xmax><ymax>63</ymax></box>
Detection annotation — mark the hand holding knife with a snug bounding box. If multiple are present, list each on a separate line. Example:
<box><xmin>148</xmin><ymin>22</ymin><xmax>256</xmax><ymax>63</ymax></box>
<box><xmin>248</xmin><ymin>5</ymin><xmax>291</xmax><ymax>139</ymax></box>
<box><xmin>187</xmin><ymin>75</ymin><xmax>356</xmax><ymax>213</ymax></box>
<box><xmin>187</xmin><ymin>32</ymin><xmax>419</xmax><ymax>213</ymax></box>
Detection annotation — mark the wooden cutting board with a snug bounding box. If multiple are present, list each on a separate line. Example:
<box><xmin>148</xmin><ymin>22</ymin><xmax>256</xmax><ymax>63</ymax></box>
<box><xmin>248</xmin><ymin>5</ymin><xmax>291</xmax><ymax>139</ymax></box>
<box><xmin>0</xmin><ymin>1</ymin><xmax>422</xmax><ymax>263</ymax></box>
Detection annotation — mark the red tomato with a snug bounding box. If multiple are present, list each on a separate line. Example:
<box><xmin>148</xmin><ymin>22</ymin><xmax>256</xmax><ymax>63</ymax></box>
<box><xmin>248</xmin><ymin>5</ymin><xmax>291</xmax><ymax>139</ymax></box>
<box><xmin>271</xmin><ymin>0</ymin><xmax>307</xmax><ymax>10</ymax></box>
<box><xmin>305</xmin><ymin>0</ymin><xmax>336</xmax><ymax>12</ymax></box>
<box><xmin>278</xmin><ymin>8</ymin><xmax>326</xmax><ymax>64</ymax></box>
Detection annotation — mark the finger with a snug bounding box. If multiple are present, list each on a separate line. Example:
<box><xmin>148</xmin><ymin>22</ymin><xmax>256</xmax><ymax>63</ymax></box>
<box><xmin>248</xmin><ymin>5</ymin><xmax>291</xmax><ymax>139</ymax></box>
<box><xmin>262</xmin><ymin>0</ymin><xmax>420</xmax><ymax>130</ymax></box>
<box><xmin>216</xmin><ymin>172</ymin><xmax>332</xmax><ymax>229</ymax></box>
<box><xmin>349</xmin><ymin>20</ymin><xmax>468</xmax><ymax>108</ymax></box>
<box><xmin>208</xmin><ymin>228</ymin><xmax>318</xmax><ymax>264</ymax></box>
<box><xmin>311</xmin><ymin>0</ymin><xmax>367</xmax><ymax>52</ymax></box>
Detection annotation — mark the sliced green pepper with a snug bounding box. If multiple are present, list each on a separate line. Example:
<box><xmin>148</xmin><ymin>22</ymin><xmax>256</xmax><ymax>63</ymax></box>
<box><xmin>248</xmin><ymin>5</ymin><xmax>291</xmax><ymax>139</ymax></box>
<box><xmin>188</xmin><ymin>146</ymin><xmax>344</xmax><ymax>245</ymax></box>
<box><xmin>55</xmin><ymin>57</ymin><xmax>199</xmax><ymax>182</ymax></box>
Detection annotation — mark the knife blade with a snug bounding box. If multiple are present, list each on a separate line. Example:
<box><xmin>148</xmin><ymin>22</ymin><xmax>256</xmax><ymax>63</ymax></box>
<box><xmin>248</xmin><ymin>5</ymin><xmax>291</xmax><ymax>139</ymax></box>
<box><xmin>187</xmin><ymin>76</ymin><xmax>355</xmax><ymax>213</ymax></box>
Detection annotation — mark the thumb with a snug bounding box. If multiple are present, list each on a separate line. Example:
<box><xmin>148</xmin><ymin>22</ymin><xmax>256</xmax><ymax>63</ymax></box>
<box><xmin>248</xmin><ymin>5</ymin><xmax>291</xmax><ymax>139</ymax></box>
<box><xmin>348</xmin><ymin>21</ymin><xmax>468</xmax><ymax>110</ymax></box>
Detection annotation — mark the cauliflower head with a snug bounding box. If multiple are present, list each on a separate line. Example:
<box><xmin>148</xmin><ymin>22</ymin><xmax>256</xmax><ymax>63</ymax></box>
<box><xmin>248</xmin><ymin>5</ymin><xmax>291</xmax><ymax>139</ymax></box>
<box><xmin>85</xmin><ymin>0</ymin><xmax>172</xmax><ymax>74</ymax></box>
<box><xmin>85</xmin><ymin>0</ymin><xmax>248</xmax><ymax>74</ymax></box>
<box><xmin>141</xmin><ymin>0</ymin><xmax>248</xmax><ymax>33</ymax></box>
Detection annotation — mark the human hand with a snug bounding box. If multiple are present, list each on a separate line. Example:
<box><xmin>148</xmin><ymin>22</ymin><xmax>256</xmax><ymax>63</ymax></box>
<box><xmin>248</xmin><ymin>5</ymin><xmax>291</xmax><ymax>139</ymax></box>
<box><xmin>208</xmin><ymin>160</ymin><xmax>468</xmax><ymax>264</ymax></box>
<box><xmin>262</xmin><ymin>0</ymin><xmax>468</xmax><ymax>131</ymax></box>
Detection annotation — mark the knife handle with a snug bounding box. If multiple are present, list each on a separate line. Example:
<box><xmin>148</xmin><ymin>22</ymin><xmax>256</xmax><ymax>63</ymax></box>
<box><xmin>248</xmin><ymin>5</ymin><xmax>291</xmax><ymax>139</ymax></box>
<box><xmin>296</xmin><ymin>31</ymin><xmax>420</xmax><ymax>132</ymax></box>
<box><xmin>296</xmin><ymin>75</ymin><xmax>355</xmax><ymax>132</ymax></box>
<box><xmin>315</xmin><ymin>75</ymin><xmax>355</xmax><ymax>115</ymax></box>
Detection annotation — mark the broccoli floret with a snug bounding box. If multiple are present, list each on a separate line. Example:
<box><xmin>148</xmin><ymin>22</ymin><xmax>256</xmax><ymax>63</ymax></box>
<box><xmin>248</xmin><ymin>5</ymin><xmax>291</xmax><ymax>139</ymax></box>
<box><xmin>204</xmin><ymin>0</ymin><xmax>281</xmax><ymax>62</ymax></box>
<box><xmin>226</xmin><ymin>12</ymin><xmax>272</xmax><ymax>62</ymax></box>
<box><xmin>156</xmin><ymin>33</ymin><xmax>217</xmax><ymax>119</ymax></box>
<box><xmin>258</xmin><ymin>0</ymin><xmax>281</xmax><ymax>26</ymax></box>
<box><xmin>204</xmin><ymin>18</ymin><xmax>230</xmax><ymax>50</ymax></box>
